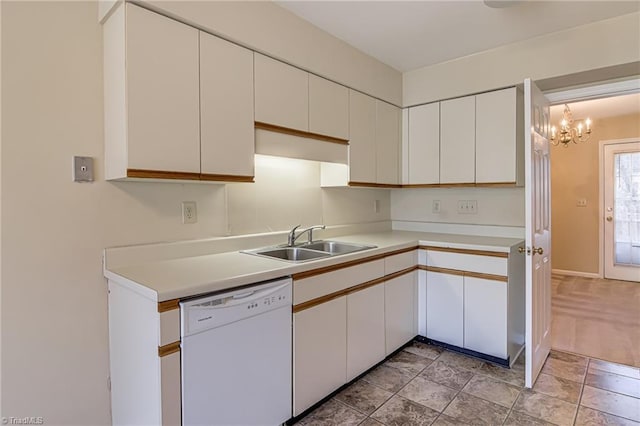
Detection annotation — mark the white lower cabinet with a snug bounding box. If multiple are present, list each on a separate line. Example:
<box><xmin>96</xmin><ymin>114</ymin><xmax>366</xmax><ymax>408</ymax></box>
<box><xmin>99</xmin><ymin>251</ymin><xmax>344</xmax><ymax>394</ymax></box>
<box><xmin>425</xmin><ymin>271</ymin><xmax>464</xmax><ymax>347</ymax></box>
<box><xmin>293</xmin><ymin>297</ymin><xmax>347</xmax><ymax>416</ymax></box>
<box><xmin>464</xmin><ymin>276</ymin><xmax>508</xmax><ymax>359</ymax></box>
<box><xmin>385</xmin><ymin>271</ymin><xmax>418</xmax><ymax>355</ymax></box>
<box><xmin>346</xmin><ymin>284</ymin><xmax>385</xmax><ymax>381</ymax></box>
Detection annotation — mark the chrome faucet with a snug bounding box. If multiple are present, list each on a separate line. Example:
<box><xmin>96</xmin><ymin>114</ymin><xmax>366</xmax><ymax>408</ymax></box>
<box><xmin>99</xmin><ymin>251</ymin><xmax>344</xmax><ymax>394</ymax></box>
<box><xmin>287</xmin><ymin>224</ymin><xmax>326</xmax><ymax>246</ymax></box>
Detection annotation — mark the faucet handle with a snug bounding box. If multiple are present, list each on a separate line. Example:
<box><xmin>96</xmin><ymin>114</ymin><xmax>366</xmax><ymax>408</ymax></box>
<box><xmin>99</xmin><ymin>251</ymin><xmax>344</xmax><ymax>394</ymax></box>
<box><xmin>287</xmin><ymin>225</ymin><xmax>302</xmax><ymax>246</ymax></box>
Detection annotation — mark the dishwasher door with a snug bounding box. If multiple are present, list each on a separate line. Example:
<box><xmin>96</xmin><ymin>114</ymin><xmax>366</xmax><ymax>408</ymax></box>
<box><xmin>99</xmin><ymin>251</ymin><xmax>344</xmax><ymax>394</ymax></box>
<box><xmin>181</xmin><ymin>278</ymin><xmax>292</xmax><ymax>426</ymax></box>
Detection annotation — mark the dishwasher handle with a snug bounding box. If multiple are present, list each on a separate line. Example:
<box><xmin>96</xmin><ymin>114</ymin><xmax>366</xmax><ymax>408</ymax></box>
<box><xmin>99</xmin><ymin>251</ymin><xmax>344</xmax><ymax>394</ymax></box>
<box><xmin>232</xmin><ymin>290</ymin><xmax>256</xmax><ymax>299</ymax></box>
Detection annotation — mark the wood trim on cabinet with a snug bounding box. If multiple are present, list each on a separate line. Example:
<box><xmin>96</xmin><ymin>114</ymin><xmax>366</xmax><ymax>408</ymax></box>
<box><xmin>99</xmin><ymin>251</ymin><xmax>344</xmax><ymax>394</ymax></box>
<box><xmin>401</xmin><ymin>183</ymin><xmax>442</xmax><ymax>188</ymax></box>
<box><xmin>475</xmin><ymin>182</ymin><xmax>517</xmax><ymax>188</ymax></box>
<box><xmin>420</xmin><ymin>265</ymin><xmax>507</xmax><ymax>282</ymax></box>
<box><xmin>127</xmin><ymin>169</ymin><xmax>201</xmax><ymax>180</ymax></box>
<box><xmin>292</xmin><ymin>247</ymin><xmax>417</xmax><ymax>281</ymax></box>
<box><xmin>158</xmin><ymin>341</ymin><xmax>180</xmax><ymax>357</ymax></box>
<box><xmin>293</xmin><ymin>266</ymin><xmax>418</xmax><ymax>313</ymax></box>
<box><xmin>200</xmin><ymin>173</ymin><xmax>255</xmax><ymax>183</ymax></box>
<box><xmin>434</xmin><ymin>182</ymin><xmax>477</xmax><ymax>188</ymax></box>
<box><xmin>418</xmin><ymin>246</ymin><xmax>508</xmax><ymax>258</ymax></box>
<box><xmin>254</xmin><ymin>121</ymin><xmax>349</xmax><ymax>145</ymax></box>
<box><xmin>157</xmin><ymin>299</ymin><xmax>180</xmax><ymax>313</ymax></box>
<box><xmin>348</xmin><ymin>181</ymin><xmax>403</xmax><ymax>188</ymax></box>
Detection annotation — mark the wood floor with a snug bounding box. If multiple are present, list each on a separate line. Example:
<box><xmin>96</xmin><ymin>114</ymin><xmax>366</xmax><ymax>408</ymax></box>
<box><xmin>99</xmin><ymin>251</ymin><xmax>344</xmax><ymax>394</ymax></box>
<box><xmin>552</xmin><ymin>273</ymin><xmax>640</xmax><ymax>367</ymax></box>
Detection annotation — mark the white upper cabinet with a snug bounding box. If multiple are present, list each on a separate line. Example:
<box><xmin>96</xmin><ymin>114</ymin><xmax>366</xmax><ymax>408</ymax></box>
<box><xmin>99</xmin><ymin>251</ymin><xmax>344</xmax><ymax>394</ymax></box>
<box><xmin>407</xmin><ymin>103</ymin><xmax>440</xmax><ymax>185</ymax></box>
<box><xmin>124</xmin><ymin>3</ymin><xmax>200</xmax><ymax>175</ymax></box>
<box><xmin>199</xmin><ymin>32</ymin><xmax>254</xmax><ymax>179</ymax></box>
<box><xmin>254</xmin><ymin>53</ymin><xmax>309</xmax><ymax>132</ymax></box>
<box><xmin>348</xmin><ymin>90</ymin><xmax>377</xmax><ymax>183</ymax></box>
<box><xmin>103</xmin><ymin>3</ymin><xmax>255</xmax><ymax>182</ymax></box>
<box><xmin>475</xmin><ymin>87</ymin><xmax>524</xmax><ymax>185</ymax></box>
<box><xmin>440</xmin><ymin>96</ymin><xmax>476</xmax><ymax>184</ymax></box>
<box><xmin>376</xmin><ymin>100</ymin><xmax>401</xmax><ymax>185</ymax></box>
<box><xmin>309</xmin><ymin>75</ymin><xmax>349</xmax><ymax>140</ymax></box>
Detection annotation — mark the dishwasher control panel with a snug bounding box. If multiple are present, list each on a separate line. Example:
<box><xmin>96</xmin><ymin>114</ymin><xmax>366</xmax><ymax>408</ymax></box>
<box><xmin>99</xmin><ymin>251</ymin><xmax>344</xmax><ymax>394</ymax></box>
<box><xmin>180</xmin><ymin>278</ymin><xmax>292</xmax><ymax>337</ymax></box>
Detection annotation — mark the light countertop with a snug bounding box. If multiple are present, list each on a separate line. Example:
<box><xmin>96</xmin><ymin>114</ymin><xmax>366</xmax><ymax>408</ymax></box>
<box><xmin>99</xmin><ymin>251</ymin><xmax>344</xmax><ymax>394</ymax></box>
<box><xmin>104</xmin><ymin>230</ymin><xmax>523</xmax><ymax>302</ymax></box>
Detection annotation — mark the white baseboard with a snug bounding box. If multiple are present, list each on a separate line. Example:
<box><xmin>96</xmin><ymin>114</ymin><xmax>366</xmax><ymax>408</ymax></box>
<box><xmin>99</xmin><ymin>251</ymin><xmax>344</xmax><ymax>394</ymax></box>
<box><xmin>552</xmin><ymin>269</ymin><xmax>601</xmax><ymax>279</ymax></box>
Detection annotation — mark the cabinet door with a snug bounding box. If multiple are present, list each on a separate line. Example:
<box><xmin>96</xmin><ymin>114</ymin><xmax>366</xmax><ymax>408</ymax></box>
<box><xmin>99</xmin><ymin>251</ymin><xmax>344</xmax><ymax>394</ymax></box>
<box><xmin>385</xmin><ymin>271</ymin><xmax>417</xmax><ymax>355</ymax></box>
<box><xmin>349</xmin><ymin>90</ymin><xmax>376</xmax><ymax>183</ymax></box>
<box><xmin>126</xmin><ymin>4</ymin><xmax>200</xmax><ymax>173</ymax></box>
<box><xmin>254</xmin><ymin>53</ymin><xmax>308</xmax><ymax>132</ymax></box>
<box><xmin>200</xmin><ymin>32</ymin><xmax>254</xmax><ymax>178</ymax></box>
<box><xmin>440</xmin><ymin>96</ymin><xmax>475</xmax><ymax>184</ymax></box>
<box><xmin>376</xmin><ymin>100</ymin><xmax>400</xmax><ymax>185</ymax></box>
<box><xmin>464</xmin><ymin>276</ymin><xmax>508</xmax><ymax>359</ymax></box>
<box><xmin>476</xmin><ymin>87</ymin><xmax>520</xmax><ymax>184</ymax></box>
<box><xmin>347</xmin><ymin>285</ymin><xmax>385</xmax><ymax>381</ymax></box>
<box><xmin>426</xmin><ymin>271</ymin><xmax>463</xmax><ymax>347</ymax></box>
<box><xmin>309</xmin><ymin>75</ymin><xmax>349</xmax><ymax>140</ymax></box>
<box><xmin>293</xmin><ymin>298</ymin><xmax>346</xmax><ymax>416</ymax></box>
<box><xmin>408</xmin><ymin>103</ymin><xmax>440</xmax><ymax>184</ymax></box>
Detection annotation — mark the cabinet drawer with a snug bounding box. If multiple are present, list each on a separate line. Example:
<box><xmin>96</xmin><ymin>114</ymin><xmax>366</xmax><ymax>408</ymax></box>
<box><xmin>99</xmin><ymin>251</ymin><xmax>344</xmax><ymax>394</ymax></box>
<box><xmin>426</xmin><ymin>250</ymin><xmax>507</xmax><ymax>276</ymax></box>
<box><xmin>385</xmin><ymin>250</ymin><xmax>418</xmax><ymax>274</ymax></box>
<box><xmin>294</xmin><ymin>259</ymin><xmax>385</xmax><ymax>305</ymax></box>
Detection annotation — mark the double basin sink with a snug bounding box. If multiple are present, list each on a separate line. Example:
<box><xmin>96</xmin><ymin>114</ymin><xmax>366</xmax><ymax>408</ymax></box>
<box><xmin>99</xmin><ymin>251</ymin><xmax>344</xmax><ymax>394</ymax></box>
<box><xmin>243</xmin><ymin>240</ymin><xmax>377</xmax><ymax>262</ymax></box>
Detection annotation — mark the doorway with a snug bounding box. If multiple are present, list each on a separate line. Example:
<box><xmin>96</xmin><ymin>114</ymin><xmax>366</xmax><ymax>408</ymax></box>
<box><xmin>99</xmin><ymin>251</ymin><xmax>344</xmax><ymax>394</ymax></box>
<box><xmin>602</xmin><ymin>139</ymin><xmax>640</xmax><ymax>281</ymax></box>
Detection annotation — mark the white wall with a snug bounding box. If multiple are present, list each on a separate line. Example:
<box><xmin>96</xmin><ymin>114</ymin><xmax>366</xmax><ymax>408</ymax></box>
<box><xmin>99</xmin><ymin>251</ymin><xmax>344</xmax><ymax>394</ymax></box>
<box><xmin>142</xmin><ymin>0</ymin><xmax>403</xmax><ymax>105</ymax></box>
<box><xmin>0</xmin><ymin>2</ymin><xmax>390</xmax><ymax>424</ymax></box>
<box><xmin>404</xmin><ymin>12</ymin><xmax>640</xmax><ymax>106</ymax></box>
<box><xmin>391</xmin><ymin>187</ymin><xmax>525</xmax><ymax>228</ymax></box>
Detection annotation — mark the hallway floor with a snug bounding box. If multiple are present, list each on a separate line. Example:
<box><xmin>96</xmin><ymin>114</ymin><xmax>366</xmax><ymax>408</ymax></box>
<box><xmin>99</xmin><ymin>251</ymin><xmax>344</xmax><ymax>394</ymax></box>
<box><xmin>551</xmin><ymin>273</ymin><xmax>640</xmax><ymax>367</ymax></box>
<box><xmin>296</xmin><ymin>342</ymin><xmax>640</xmax><ymax>425</ymax></box>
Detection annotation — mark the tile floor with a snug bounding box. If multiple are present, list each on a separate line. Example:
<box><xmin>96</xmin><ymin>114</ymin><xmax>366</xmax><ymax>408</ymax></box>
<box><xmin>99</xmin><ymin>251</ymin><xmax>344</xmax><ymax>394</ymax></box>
<box><xmin>295</xmin><ymin>342</ymin><xmax>640</xmax><ymax>425</ymax></box>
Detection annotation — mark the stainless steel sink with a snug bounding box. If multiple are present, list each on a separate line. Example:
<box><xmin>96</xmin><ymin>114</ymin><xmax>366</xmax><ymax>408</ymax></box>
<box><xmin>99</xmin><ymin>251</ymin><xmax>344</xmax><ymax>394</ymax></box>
<box><xmin>301</xmin><ymin>240</ymin><xmax>376</xmax><ymax>255</ymax></box>
<box><xmin>243</xmin><ymin>247</ymin><xmax>331</xmax><ymax>262</ymax></box>
<box><xmin>242</xmin><ymin>240</ymin><xmax>376</xmax><ymax>263</ymax></box>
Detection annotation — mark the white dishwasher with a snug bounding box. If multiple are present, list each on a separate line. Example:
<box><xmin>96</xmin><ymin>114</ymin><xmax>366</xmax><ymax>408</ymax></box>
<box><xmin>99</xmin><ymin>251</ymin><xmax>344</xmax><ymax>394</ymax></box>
<box><xmin>180</xmin><ymin>277</ymin><xmax>292</xmax><ymax>426</ymax></box>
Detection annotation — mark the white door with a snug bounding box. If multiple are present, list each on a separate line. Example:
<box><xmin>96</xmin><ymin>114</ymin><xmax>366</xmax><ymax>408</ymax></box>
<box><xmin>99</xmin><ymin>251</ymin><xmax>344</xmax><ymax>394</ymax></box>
<box><xmin>524</xmin><ymin>79</ymin><xmax>552</xmax><ymax>388</ymax></box>
<box><xmin>603</xmin><ymin>140</ymin><xmax>640</xmax><ymax>281</ymax></box>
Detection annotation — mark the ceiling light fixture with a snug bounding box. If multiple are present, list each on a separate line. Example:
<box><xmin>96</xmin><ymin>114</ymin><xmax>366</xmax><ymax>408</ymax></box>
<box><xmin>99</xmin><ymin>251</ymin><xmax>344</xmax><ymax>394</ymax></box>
<box><xmin>551</xmin><ymin>104</ymin><xmax>592</xmax><ymax>147</ymax></box>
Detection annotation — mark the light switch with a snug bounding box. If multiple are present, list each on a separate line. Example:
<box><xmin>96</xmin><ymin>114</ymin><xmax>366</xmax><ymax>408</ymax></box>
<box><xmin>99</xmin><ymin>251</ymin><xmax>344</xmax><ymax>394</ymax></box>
<box><xmin>577</xmin><ymin>199</ymin><xmax>587</xmax><ymax>207</ymax></box>
<box><xmin>73</xmin><ymin>156</ymin><xmax>94</xmax><ymax>182</ymax></box>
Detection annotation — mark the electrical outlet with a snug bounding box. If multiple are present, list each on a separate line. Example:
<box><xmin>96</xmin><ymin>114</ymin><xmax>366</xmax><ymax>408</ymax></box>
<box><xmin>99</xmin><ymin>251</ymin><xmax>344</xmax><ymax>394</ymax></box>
<box><xmin>577</xmin><ymin>198</ymin><xmax>587</xmax><ymax>207</ymax></box>
<box><xmin>432</xmin><ymin>200</ymin><xmax>441</xmax><ymax>214</ymax></box>
<box><xmin>373</xmin><ymin>199</ymin><xmax>380</xmax><ymax>213</ymax></box>
<box><xmin>457</xmin><ymin>200</ymin><xmax>478</xmax><ymax>214</ymax></box>
<box><xmin>182</xmin><ymin>201</ymin><xmax>197</xmax><ymax>224</ymax></box>
<box><xmin>72</xmin><ymin>156</ymin><xmax>94</xmax><ymax>182</ymax></box>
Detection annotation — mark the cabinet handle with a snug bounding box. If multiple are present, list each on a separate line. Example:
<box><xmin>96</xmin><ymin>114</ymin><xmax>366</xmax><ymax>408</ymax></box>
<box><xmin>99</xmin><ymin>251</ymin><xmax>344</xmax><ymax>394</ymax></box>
<box><xmin>533</xmin><ymin>247</ymin><xmax>544</xmax><ymax>255</ymax></box>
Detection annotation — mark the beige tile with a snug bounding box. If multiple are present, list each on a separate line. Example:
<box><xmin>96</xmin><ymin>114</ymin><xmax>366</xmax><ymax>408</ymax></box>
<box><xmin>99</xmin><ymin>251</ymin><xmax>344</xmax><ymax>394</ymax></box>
<box><xmin>581</xmin><ymin>385</ymin><xmax>640</xmax><ymax>422</ymax></box>
<box><xmin>431</xmin><ymin>414</ymin><xmax>470</xmax><ymax>425</ymax></box>
<box><xmin>436</xmin><ymin>350</ymin><xmax>484</xmax><ymax>372</ymax></box>
<box><xmin>590</xmin><ymin>359</ymin><xmax>640</xmax><ymax>380</ymax></box>
<box><xmin>504</xmin><ymin>410</ymin><xmax>556</xmax><ymax>426</ymax></box>
<box><xmin>542</xmin><ymin>357</ymin><xmax>587</xmax><ymax>383</ymax></box>
<box><xmin>549</xmin><ymin>350</ymin><xmax>589</xmax><ymax>367</ymax></box>
<box><xmin>385</xmin><ymin>350</ymin><xmax>433</xmax><ymax>375</ymax></box>
<box><xmin>575</xmin><ymin>406</ymin><xmax>640</xmax><ymax>426</ymax></box>
<box><xmin>403</xmin><ymin>341</ymin><xmax>445</xmax><ymax>360</ymax></box>
<box><xmin>533</xmin><ymin>373</ymin><xmax>583</xmax><ymax>404</ymax></box>
<box><xmin>370</xmin><ymin>395</ymin><xmax>440</xmax><ymax>426</ymax></box>
<box><xmin>296</xmin><ymin>399</ymin><xmax>366</xmax><ymax>426</ymax></box>
<box><xmin>397</xmin><ymin>375</ymin><xmax>458</xmax><ymax>412</ymax></box>
<box><xmin>420</xmin><ymin>360</ymin><xmax>474</xmax><ymax>390</ymax></box>
<box><xmin>462</xmin><ymin>374</ymin><xmax>521</xmax><ymax>408</ymax></box>
<box><xmin>442</xmin><ymin>392</ymin><xmax>510</xmax><ymax>425</ymax></box>
<box><xmin>334</xmin><ymin>380</ymin><xmax>393</xmax><ymax>415</ymax></box>
<box><xmin>512</xmin><ymin>389</ymin><xmax>578</xmax><ymax>426</ymax></box>
<box><xmin>586</xmin><ymin>369</ymin><xmax>640</xmax><ymax>399</ymax></box>
<box><xmin>476</xmin><ymin>361</ymin><xmax>526</xmax><ymax>387</ymax></box>
<box><xmin>362</xmin><ymin>364</ymin><xmax>417</xmax><ymax>393</ymax></box>
<box><xmin>359</xmin><ymin>418</ymin><xmax>385</xmax><ymax>426</ymax></box>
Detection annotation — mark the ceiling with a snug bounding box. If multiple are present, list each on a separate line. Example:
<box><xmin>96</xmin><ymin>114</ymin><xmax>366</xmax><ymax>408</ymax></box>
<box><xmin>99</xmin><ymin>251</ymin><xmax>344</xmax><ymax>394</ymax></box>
<box><xmin>276</xmin><ymin>1</ymin><xmax>640</xmax><ymax>72</ymax></box>
<box><xmin>550</xmin><ymin>93</ymin><xmax>640</xmax><ymax>123</ymax></box>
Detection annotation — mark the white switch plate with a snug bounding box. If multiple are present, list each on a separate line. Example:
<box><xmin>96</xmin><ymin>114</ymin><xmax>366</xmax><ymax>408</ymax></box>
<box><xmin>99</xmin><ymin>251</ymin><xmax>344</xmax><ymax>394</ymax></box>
<box><xmin>182</xmin><ymin>201</ymin><xmax>197</xmax><ymax>224</ymax></box>
<box><xmin>457</xmin><ymin>200</ymin><xmax>478</xmax><ymax>214</ymax></box>
<box><xmin>432</xmin><ymin>200</ymin><xmax>441</xmax><ymax>214</ymax></box>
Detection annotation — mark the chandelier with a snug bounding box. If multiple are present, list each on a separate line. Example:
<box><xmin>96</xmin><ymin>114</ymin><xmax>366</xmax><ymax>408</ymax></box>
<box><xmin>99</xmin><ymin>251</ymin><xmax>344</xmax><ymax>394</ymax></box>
<box><xmin>551</xmin><ymin>104</ymin><xmax>592</xmax><ymax>147</ymax></box>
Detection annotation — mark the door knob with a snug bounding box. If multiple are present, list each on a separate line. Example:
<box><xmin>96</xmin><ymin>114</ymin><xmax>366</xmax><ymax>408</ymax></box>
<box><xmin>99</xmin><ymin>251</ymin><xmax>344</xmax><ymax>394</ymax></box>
<box><xmin>606</xmin><ymin>216</ymin><xmax>613</xmax><ymax>222</ymax></box>
<box><xmin>533</xmin><ymin>247</ymin><xmax>544</xmax><ymax>255</ymax></box>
